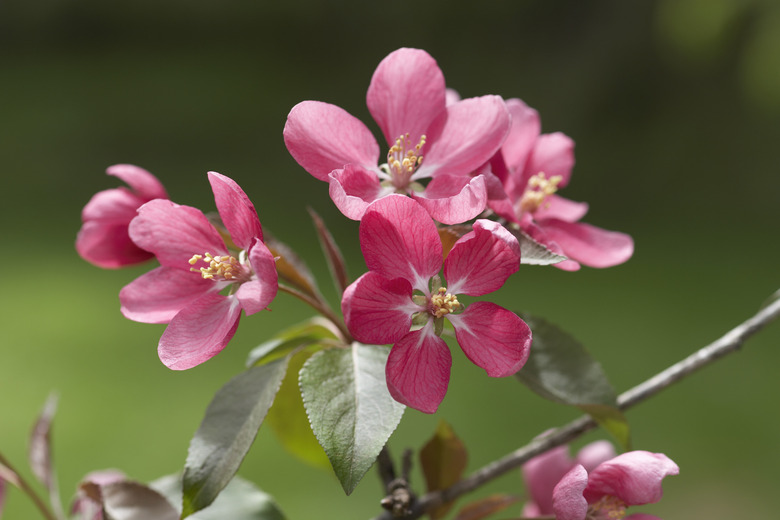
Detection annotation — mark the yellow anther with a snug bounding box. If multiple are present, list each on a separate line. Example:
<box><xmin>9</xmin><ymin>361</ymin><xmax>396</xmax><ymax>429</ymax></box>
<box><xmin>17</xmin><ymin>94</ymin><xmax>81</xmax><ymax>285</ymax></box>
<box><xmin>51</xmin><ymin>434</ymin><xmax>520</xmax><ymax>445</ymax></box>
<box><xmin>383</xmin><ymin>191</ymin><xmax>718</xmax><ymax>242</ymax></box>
<box><xmin>189</xmin><ymin>252</ymin><xmax>242</xmax><ymax>281</ymax></box>
<box><xmin>385</xmin><ymin>133</ymin><xmax>426</xmax><ymax>189</ymax></box>
<box><xmin>429</xmin><ymin>287</ymin><xmax>463</xmax><ymax>318</ymax></box>
<box><xmin>587</xmin><ymin>496</ymin><xmax>627</xmax><ymax>520</ymax></box>
<box><xmin>519</xmin><ymin>172</ymin><xmax>563</xmax><ymax>213</ymax></box>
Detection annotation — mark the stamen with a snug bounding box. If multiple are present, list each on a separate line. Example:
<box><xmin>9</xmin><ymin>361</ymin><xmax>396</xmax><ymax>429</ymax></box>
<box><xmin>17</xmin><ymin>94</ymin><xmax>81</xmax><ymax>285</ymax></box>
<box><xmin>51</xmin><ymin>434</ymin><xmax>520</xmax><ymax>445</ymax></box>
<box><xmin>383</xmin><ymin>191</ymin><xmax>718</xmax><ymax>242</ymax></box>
<box><xmin>518</xmin><ymin>172</ymin><xmax>563</xmax><ymax>214</ymax></box>
<box><xmin>429</xmin><ymin>287</ymin><xmax>463</xmax><ymax>318</ymax></box>
<box><xmin>586</xmin><ymin>495</ymin><xmax>627</xmax><ymax>520</ymax></box>
<box><xmin>385</xmin><ymin>133</ymin><xmax>426</xmax><ymax>190</ymax></box>
<box><xmin>189</xmin><ymin>252</ymin><xmax>243</xmax><ymax>281</ymax></box>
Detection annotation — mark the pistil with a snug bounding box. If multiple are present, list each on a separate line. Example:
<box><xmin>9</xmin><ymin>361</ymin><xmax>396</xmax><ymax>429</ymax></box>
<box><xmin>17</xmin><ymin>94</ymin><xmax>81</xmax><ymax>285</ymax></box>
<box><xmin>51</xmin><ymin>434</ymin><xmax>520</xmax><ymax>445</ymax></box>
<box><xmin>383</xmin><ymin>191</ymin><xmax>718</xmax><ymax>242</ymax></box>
<box><xmin>385</xmin><ymin>133</ymin><xmax>426</xmax><ymax>190</ymax></box>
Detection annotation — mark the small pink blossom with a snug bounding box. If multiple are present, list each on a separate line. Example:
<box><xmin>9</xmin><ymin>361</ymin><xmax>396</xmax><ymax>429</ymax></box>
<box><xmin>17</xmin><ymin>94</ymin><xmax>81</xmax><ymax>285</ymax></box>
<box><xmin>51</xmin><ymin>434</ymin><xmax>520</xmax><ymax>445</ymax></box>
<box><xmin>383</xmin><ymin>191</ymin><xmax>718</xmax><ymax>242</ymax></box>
<box><xmin>284</xmin><ymin>47</ymin><xmax>511</xmax><ymax>225</ymax></box>
<box><xmin>341</xmin><ymin>195</ymin><xmax>531</xmax><ymax>413</ymax></box>
<box><xmin>549</xmin><ymin>450</ymin><xmax>679</xmax><ymax>520</ymax></box>
<box><xmin>119</xmin><ymin>172</ymin><xmax>278</xmax><ymax>370</ymax></box>
<box><xmin>71</xmin><ymin>469</ymin><xmax>126</xmax><ymax>520</ymax></box>
<box><xmin>487</xmin><ymin>99</ymin><xmax>634</xmax><ymax>271</ymax></box>
<box><xmin>76</xmin><ymin>164</ymin><xmax>168</xmax><ymax>268</ymax></box>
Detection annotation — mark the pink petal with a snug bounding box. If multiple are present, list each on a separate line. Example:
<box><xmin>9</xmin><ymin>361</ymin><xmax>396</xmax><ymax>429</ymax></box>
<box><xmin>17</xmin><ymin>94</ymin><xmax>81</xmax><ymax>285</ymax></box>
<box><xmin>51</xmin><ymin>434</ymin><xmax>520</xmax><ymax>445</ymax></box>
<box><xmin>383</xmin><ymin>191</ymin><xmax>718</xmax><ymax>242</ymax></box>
<box><xmin>106</xmin><ymin>164</ymin><xmax>168</xmax><ymax>200</ymax></box>
<box><xmin>522</xmin><ymin>445</ymin><xmax>575</xmax><ymax>516</ymax></box>
<box><xmin>536</xmin><ymin>219</ymin><xmax>634</xmax><ymax>268</ymax></box>
<box><xmin>284</xmin><ymin>100</ymin><xmax>380</xmax><ymax>181</ymax></box>
<box><xmin>341</xmin><ymin>272</ymin><xmax>419</xmax><ymax>345</ymax></box>
<box><xmin>420</xmin><ymin>96</ymin><xmax>511</xmax><ymax>179</ymax></box>
<box><xmin>128</xmin><ymin>199</ymin><xmax>227</xmax><ymax>270</ymax></box>
<box><xmin>328</xmin><ymin>165</ymin><xmax>389</xmax><ymax>221</ymax></box>
<box><xmin>445</xmin><ymin>88</ymin><xmax>461</xmax><ymax>106</ymax></box>
<box><xmin>208</xmin><ymin>171</ymin><xmax>263</xmax><ymax>248</ymax></box>
<box><xmin>448</xmin><ymin>302</ymin><xmax>531</xmax><ymax>377</ymax></box>
<box><xmin>76</xmin><ymin>220</ymin><xmax>154</xmax><ymax>268</ymax></box>
<box><xmin>552</xmin><ymin>465</ymin><xmax>590</xmax><ymax>520</ymax></box>
<box><xmin>385</xmin><ymin>324</ymin><xmax>452</xmax><ymax>413</ymax></box>
<box><xmin>158</xmin><ymin>293</ymin><xmax>242</xmax><ymax>370</ymax></box>
<box><xmin>367</xmin><ymin>48</ymin><xmax>446</xmax><ymax>147</ymax></box>
<box><xmin>534</xmin><ymin>195</ymin><xmax>589</xmax><ymax>222</ymax></box>
<box><xmin>576</xmin><ymin>441</ymin><xmax>617</xmax><ymax>472</ymax></box>
<box><xmin>360</xmin><ymin>195</ymin><xmax>442</xmax><ymax>289</ymax></box>
<box><xmin>413</xmin><ymin>174</ymin><xmax>487</xmax><ymax>225</ymax></box>
<box><xmin>120</xmin><ymin>266</ymin><xmax>213</xmax><ymax>323</ymax></box>
<box><xmin>501</xmin><ymin>98</ymin><xmax>541</xmax><ymax>173</ymax></box>
<box><xmin>583</xmin><ymin>451</ymin><xmax>679</xmax><ymax>506</ymax></box>
<box><xmin>235</xmin><ymin>239</ymin><xmax>278</xmax><ymax>315</ymax></box>
<box><xmin>81</xmin><ymin>187</ymin><xmax>146</xmax><ymax>222</ymax></box>
<box><xmin>526</xmin><ymin>132</ymin><xmax>575</xmax><ymax>188</ymax></box>
<box><xmin>444</xmin><ymin>220</ymin><xmax>520</xmax><ymax>296</ymax></box>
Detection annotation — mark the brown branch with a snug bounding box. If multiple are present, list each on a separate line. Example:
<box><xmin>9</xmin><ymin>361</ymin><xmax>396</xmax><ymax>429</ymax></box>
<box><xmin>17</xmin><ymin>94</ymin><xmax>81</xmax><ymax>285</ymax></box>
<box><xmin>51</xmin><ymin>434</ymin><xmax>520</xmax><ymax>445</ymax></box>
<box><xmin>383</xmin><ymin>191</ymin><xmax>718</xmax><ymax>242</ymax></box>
<box><xmin>372</xmin><ymin>292</ymin><xmax>780</xmax><ymax>519</ymax></box>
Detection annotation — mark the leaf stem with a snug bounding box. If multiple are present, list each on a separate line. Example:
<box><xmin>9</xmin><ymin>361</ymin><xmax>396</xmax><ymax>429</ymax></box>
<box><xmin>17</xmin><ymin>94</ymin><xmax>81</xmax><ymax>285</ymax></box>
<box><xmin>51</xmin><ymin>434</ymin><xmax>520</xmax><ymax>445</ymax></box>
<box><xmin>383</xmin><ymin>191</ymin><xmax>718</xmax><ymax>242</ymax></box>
<box><xmin>277</xmin><ymin>283</ymin><xmax>354</xmax><ymax>344</ymax></box>
<box><xmin>372</xmin><ymin>291</ymin><xmax>780</xmax><ymax>519</ymax></box>
<box><xmin>0</xmin><ymin>452</ymin><xmax>58</xmax><ymax>520</ymax></box>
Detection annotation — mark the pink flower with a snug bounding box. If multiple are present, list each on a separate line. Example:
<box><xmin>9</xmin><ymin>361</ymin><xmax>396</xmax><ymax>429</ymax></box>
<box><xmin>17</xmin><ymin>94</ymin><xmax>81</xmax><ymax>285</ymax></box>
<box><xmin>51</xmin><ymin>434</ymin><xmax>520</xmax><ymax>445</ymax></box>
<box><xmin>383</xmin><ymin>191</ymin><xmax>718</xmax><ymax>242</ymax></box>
<box><xmin>488</xmin><ymin>99</ymin><xmax>634</xmax><ymax>271</ymax></box>
<box><xmin>119</xmin><ymin>172</ymin><xmax>278</xmax><ymax>370</ymax></box>
<box><xmin>522</xmin><ymin>440</ymin><xmax>617</xmax><ymax>517</ymax></box>
<box><xmin>341</xmin><ymin>195</ymin><xmax>531</xmax><ymax>413</ymax></box>
<box><xmin>76</xmin><ymin>164</ymin><xmax>168</xmax><ymax>268</ymax></box>
<box><xmin>550</xmin><ymin>450</ymin><xmax>679</xmax><ymax>520</ymax></box>
<box><xmin>71</xmin><ymin>470</ymin><xmax>126</xmax><ymax>520</ymax></box>
<box><xmin>283</xmin><ymin>47</ymin><xmax>511</xmax><ymax>225</ymax></box>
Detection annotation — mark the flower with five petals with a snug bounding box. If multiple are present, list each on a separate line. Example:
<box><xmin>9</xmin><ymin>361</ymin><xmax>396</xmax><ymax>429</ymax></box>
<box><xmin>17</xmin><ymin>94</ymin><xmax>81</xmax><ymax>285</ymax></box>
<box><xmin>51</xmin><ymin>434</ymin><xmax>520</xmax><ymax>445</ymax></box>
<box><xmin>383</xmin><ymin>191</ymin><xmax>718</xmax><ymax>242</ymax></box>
<box><xmin>341</xmin><ymin>195</ymin><xmax>531</xmax><ymax>413</ymax></box>
<box><xmin>119</xmin><ymin>172</ymin><xmax>277</xmax><ymax>370</ymax></box>
<box><xmin>284</xmin><ymin>47</ymin><xmax>511</xmax><ymax>225</ymax></box>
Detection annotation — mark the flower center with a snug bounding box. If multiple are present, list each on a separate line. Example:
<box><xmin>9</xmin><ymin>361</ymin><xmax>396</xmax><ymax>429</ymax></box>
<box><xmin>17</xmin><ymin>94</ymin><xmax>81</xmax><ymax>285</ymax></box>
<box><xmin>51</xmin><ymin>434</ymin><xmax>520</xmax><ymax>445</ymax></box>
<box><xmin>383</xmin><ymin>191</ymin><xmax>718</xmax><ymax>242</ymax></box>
<box><xmin>586</xmin><ymin>495</ymin><xmax>627</xmax><ymax>520</ymax></box>
<box><xmin>518</xmin><ymin>172</ymin><xmax>562</xmax><ymax>214</ymax></box>
<box><xmin>429</xmin><ymin>287</ymin><xmax>462</xmax><ymax>318</ymax></box>
<box><xmin>381</xmin><ymin>133</ymin><xmax>426</xmax><ymax>190</ymax></box>
<box><xmin>189</xmin><ymin>252</ymin><xmax>245</xmax><ymax>281</ymax></box>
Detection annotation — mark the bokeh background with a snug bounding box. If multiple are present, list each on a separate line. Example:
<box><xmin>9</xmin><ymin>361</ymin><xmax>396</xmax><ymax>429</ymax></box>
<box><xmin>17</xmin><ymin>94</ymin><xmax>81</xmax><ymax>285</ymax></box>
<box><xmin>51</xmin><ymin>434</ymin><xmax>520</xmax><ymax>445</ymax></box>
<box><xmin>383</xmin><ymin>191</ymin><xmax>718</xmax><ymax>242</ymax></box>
<box><xmin>2</xmin><ymin>1</ymin><xmax>779</xmax><ymax>518</ymax></box>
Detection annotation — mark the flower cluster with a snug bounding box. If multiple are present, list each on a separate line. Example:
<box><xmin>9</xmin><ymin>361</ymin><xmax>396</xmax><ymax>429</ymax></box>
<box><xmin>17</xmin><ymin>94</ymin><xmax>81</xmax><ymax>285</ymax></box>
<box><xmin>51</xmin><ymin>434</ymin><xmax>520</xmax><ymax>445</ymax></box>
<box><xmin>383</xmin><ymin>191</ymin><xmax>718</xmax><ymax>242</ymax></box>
<box><xmin>77</xmin><ymin>170</ymin><xmax>277</xmax><ymax>370</ymax></box>
<box><xmin>522</xmin><ymin>441</ymin><xmax>679</xmax><ymax>519</ymax></box>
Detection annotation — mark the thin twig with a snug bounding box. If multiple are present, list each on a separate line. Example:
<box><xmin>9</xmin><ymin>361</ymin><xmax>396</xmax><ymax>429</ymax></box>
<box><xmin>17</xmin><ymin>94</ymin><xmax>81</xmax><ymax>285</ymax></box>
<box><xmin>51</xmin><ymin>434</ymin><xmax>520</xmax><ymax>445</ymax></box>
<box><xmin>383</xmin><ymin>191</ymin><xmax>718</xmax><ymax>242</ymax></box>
<box><xmin>0</xmin><ymin>452</ymin><xmax>58</xmax><ymax>520</ymax></box>
<box><xmin>277</xmin><ymin>283</ymin><xmax>353</xmax><ymax>343</ymax></box>
<box><xmin>372</xmin><ymin>292</ymin><xmax>780</xmax><ymax>519</ymax></box>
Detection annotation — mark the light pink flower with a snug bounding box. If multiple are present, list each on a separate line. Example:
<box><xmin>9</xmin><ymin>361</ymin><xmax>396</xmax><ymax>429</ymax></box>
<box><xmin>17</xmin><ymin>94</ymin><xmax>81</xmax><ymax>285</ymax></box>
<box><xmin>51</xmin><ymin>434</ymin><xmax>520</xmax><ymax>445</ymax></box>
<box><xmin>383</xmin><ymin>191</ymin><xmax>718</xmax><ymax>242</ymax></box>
<box><xmin>522</xmin><ymin>440</ymin><xmax>617</xmax><ymax>517</ymax></box>
<box><xmin>283</xmin><ymin>47</ymin><xmax>511</xmax><ymax>225</ymax></box>
<box><xmin>71</xmin><ymin>469</ymin><xmax>126</xmax><ymax>520</ymax></box>
<box><xmin>76</xmin><ymin>164</ymin><xmax>168</xmax><ymax>268</ymax></box>
<box><xmin>552</xmin><ymin>450</ymin><xmax>679</xmax><ymax>520</ymax></box>
<box><xmin>341</xmin><ymin>195</ymin><xmax>531</xmax><ymax>413</ymax></box>
<box><xmin>119</xmin><ymin>172</ymin><xmax>277</xmax><ymax>370</ymax></box>
<box><xmin>488</xmin><ymin>99</ymin><xmax>634</xmax><ymax>271</ymax></box>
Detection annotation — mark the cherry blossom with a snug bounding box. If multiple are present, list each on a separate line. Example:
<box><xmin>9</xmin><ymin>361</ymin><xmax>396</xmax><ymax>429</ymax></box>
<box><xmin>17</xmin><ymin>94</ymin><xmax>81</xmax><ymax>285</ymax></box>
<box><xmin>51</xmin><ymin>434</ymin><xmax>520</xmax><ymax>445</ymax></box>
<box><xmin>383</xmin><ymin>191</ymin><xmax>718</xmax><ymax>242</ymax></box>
<box><xmin>341</xmin><ymin>195</ymin><xmax>531</xmax><ymax>413</ymax></box>
<box><xmin>76</xmin><ymin>164</ymin><xmax>168</xmax><ymax>268</ymax></box>
<box><xmin>283</xmin><ymin>47</ymin><xmax>510</xmax><ymax>225</ymax></box>
<box><xmin>487</xmin><ymin>99</ymin><xmax>634</xmax><ymax>271</ymax></box>
<box><xmin>119</xmin><ymin>172</ymin><xmax>277</xmax><ymax>370</ymax></box>
<box><xmin>552</xmin><ymin>450</ymin><xmax>679</xmax><ymax>520</ymax></box>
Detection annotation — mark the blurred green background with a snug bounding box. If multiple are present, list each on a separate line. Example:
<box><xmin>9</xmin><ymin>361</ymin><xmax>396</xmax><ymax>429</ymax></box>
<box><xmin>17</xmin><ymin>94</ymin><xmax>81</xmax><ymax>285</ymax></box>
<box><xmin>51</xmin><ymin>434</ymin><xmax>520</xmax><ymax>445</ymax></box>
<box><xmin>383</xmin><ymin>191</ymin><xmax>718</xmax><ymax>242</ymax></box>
<box><xmin>2</xmin><ymin>1</ymin><xmax>779</xmax><ymax>518</ymax></box>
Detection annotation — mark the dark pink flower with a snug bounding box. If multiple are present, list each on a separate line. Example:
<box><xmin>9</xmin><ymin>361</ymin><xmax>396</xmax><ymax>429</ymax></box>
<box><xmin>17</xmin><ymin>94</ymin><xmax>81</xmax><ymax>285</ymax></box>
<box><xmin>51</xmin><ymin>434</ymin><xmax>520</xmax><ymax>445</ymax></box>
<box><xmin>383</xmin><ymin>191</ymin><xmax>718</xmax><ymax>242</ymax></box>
<box><xmin>77</xmin><ymin>164</ymin><xmax>168</xmax><ymax>268</ymax></box>
<box><xmin>552</xmin><ymin>450</ymin><xmax>679</xmax><ymax>520</ymax></box>
<box><xmin>119</xmin><ymin>172</ymin><xmax>277</xmax><ymax>370</ymax></box>
<box><xmin>284</xmin><ymin>47</ymin><xmax>511</xmax><ymax>225</ymax></box>
<box><xmin>522</xmin><ymin>440</ymin><xmax>617</xmax><ymax>517</ymax></box>
<box><xmin>341</xmin><ymin>195</ymin><xmax>531</xmax><ymax>413</ymax></box>
<box><xmin>488</xmin><ymin>99</ymin><xmax>634</xmax><ymax>271</ymax></box>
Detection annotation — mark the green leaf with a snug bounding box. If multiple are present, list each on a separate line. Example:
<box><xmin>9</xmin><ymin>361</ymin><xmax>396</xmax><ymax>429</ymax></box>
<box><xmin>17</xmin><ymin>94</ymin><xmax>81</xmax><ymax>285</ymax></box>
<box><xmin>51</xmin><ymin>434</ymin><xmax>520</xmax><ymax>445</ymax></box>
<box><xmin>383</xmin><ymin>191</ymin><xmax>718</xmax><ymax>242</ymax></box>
<box><xmin>300</xmin><ymin>343</ymin><xmax>406</xmax><ymax>494</ymax></box>
<box><xmin>516</xmin><ymin>314</ymin><xmax>631</xmax><ymax>449</ymax></box>
<box><xmin>101</xmin><ymin>481</ymin><xmax>179</xmax><ymax>520</ymax></box>
<box><xmin>152</xmin><ymin>473</ymin><xmax>286</xmax><ymax>520</ymax></box>
<box><xmin>265</xmin><ymin>350</ymin><xmax>331</xmax><ymax>468</ymax></box>
<box><xmin>419</xmin><ymin>421</ymin><xmax>468</xmax><ymax>519</ymax></box>
<box><xmin>246</xmin><ymin>317</ymin><xmax>339</xmax><ymax>367</ymax></box>
<box><xmin>29</xmin><ymin>392</ymin><xmax>58</xmax><ymax>490</ymax></box>
<box><xmin>182</xmin><ymin>358</ymin><xmax>289</xmax><ymax>518</ymax></box>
